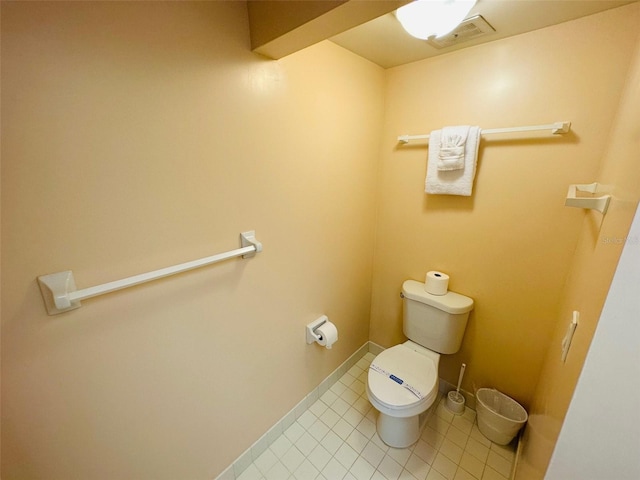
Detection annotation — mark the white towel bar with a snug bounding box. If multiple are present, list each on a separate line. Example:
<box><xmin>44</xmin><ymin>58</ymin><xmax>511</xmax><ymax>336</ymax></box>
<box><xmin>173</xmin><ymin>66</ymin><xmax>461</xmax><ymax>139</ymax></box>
<box><xmin>397</xmin><ymin>121</ymin><xmax>571</xmax><ymax>144</ymax></box>
<box><xmin>37</xmin><ymin>231</ymin><xmax>262</xmax><ymax>315</ymax></box>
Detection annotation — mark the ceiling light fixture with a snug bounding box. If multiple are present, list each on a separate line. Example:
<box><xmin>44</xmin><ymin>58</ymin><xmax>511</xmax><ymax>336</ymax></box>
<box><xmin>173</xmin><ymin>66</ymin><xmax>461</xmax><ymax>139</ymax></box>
<box><xmin>396</xmin><ymin>0</ymin><xmax>478</xmax><ymax>40</ymax></box>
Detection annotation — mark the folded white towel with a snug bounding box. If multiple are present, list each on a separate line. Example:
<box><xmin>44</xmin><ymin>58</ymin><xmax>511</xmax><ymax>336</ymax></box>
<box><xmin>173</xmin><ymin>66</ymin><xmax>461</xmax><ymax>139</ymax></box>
<box><xmin>438</xmin><ymin>125</ymin><xmax>470</xmax><ymax>171</ymax></box>
<box><xmin>425</xmin><ymin>126</ymin><xmax>481</xmax><ymax>196</ymax></box>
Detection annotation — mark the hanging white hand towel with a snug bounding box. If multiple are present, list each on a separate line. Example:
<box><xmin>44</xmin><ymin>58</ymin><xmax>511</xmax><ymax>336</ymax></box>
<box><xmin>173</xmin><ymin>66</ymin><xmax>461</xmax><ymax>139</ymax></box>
<box><xmin>425</xmin><ymin>126</ymin><xmax>481</xmax><ymax>196</ymax></box>
<box><xmin>438</xmin><ymin>126</ymin><xmax>470</xmax><ymax>171</ymax></box>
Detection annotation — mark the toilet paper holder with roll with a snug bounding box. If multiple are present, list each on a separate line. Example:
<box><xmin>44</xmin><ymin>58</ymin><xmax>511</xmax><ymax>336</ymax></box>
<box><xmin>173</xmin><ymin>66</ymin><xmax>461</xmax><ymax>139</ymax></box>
<box><xmin>306</xmin><ymin>315</ymin><xmax>338</xmax><ymax>349</ymax></box>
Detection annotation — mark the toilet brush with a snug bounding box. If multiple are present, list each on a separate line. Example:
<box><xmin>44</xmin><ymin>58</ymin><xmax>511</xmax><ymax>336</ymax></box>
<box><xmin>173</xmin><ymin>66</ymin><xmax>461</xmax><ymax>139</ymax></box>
<box><xmin>446</xmin><ymin>363</ymin><xmax>466</xmax><ymax>415</ymax></box>
<box><xmin>455</xmin><ymin>363</ymin><xmax>466</xmax><ymax>397</ymax></box>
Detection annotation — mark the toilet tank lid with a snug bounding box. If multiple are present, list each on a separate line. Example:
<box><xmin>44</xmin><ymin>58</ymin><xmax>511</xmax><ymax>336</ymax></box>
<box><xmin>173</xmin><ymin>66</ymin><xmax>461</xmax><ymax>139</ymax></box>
<box><xmin>402</xmin><ymin>280</ymin><xmax>474</xmax><ymax>314</ymax></box>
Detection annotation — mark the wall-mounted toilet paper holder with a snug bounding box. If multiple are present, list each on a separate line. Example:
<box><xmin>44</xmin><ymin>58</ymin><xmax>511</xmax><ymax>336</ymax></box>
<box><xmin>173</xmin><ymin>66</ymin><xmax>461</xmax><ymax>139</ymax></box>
<box><xmin>306</xmin><ymin>315</ymin><xmax>338</xmax><ymax>349</ymax></box>
<box><xmin>306</xmin><ymin>315</ymin><xmax>329</xmax><ymax>344</ymax></box>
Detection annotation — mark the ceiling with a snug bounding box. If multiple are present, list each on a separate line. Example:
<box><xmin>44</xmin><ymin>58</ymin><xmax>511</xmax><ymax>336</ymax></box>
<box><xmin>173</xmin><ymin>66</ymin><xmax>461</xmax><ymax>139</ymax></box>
<box><xmin>330</xmin><ymin>0</ymin><xmax>637</xmax><ymax>68</ymax></box>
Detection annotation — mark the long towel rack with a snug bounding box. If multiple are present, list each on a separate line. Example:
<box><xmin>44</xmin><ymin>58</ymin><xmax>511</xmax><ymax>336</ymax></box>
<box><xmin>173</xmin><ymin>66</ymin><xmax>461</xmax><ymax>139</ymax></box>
<box><xmin>397</xmin><ymin>121</ymin><xmax>571</xmax><ymax>144</ymax></box>
<box><xmin>37</xmin><ymin>230</ymin><xmax>262</xmax><ymax>315</ymax></box>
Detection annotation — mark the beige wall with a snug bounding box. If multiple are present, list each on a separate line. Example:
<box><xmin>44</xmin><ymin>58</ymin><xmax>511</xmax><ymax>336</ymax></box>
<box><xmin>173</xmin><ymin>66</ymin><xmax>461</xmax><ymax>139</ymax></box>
<box><xmin>371</xmin><ymin>4</ymin><xmax>640</xmax><ymax>408</ymax></box>
<box><xmin>516</xmin><ymin>20</ymin><xmax>640</xmax><ymax>480</ymax></box>
<box><xmin>0</xmin><ymin>2</ymin><xmax>384</xmax><ymax>479</ymax></box>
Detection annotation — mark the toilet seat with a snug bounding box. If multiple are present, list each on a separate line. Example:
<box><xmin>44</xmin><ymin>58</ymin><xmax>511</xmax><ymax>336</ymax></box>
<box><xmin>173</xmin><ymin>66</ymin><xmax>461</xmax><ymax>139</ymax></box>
<box><xmin>367</xmin><ymin>344</ymin><xmax>438</xmax><ymax>417</ymax></box>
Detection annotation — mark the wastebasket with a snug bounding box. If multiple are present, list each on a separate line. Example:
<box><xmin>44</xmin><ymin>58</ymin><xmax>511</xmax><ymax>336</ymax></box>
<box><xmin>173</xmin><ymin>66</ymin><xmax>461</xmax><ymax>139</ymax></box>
<box><xmin>476</xmin><ymin>388</ymin><xmax>528</xmax><ymax>445</ymax></box>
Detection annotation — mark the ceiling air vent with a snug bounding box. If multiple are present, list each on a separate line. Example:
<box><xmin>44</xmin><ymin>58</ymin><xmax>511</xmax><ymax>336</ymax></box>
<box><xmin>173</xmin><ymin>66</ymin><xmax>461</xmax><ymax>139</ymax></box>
<box><xmin>427</xmin><ymin>15</ymin><xmax>495</xmax><ymax>49</ymax></box>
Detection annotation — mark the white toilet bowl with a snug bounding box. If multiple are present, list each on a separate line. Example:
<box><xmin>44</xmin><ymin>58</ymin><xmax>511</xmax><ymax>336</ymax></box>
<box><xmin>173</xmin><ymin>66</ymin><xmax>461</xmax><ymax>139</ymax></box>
<box><xmin>366</xmin><ymin>341</ymin><xmax>440</xmax><ymax>448</ymax></box>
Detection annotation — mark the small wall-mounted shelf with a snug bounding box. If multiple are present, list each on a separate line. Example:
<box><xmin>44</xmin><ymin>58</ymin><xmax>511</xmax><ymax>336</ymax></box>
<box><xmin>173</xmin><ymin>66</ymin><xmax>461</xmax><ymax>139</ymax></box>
<box><xmin>565</xmin><ymin>182</ymin><xmax>611</xmax><ymax>215</ymax></box>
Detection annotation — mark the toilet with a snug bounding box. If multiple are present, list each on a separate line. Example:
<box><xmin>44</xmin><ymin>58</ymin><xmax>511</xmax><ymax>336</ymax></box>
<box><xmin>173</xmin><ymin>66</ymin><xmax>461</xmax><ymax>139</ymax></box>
<box><xmin>366</xmin><ymin>279</ymin><xmax>474</xmax><ymax>448</ymax></box>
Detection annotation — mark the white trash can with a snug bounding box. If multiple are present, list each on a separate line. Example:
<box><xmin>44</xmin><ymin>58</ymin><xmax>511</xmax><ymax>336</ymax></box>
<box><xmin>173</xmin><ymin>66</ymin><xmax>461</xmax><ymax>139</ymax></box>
<box><xmin>476</xmin><ymin>388</ymin><xmax>528</xmax><ymax>445</ymax></box>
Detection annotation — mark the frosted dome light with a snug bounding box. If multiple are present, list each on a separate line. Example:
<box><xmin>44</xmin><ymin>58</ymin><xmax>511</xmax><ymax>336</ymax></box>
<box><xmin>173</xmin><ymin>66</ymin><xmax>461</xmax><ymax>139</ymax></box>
<box><xmin>396</xmin><ymin>0</ymin><xmax>477</xmax><ymax>40</ymax></box>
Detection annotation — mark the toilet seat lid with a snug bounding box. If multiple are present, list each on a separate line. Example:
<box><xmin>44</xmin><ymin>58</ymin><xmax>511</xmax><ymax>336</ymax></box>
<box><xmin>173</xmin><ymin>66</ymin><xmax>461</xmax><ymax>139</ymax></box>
<box><xmin>368</xmin><ymin>345</ymin><xmax>437</xmax><ymax>409</ymax></box>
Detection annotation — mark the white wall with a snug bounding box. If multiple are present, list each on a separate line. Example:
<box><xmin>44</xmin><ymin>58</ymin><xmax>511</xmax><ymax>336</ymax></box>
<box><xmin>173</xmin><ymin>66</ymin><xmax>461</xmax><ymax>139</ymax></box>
<box><xmin>545</xmin><ymin>204</ymin><xmax>640</xmax><ymax>479</ymax></box>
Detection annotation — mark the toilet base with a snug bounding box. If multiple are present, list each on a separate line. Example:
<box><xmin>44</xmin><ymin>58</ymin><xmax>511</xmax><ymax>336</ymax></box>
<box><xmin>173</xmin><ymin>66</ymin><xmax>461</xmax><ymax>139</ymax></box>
<box><xmin>376</xmin><ymin>407</ymin><xmax>431</xmax><ymax>448</ymax></box>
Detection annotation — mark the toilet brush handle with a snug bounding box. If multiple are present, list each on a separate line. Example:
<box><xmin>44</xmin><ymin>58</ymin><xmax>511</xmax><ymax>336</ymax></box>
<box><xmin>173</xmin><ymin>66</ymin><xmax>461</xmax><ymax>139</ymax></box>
<box><xmin>456</xmin><ymin>364</ymin><xmax>466</xmax><ymax>393</ymax></box>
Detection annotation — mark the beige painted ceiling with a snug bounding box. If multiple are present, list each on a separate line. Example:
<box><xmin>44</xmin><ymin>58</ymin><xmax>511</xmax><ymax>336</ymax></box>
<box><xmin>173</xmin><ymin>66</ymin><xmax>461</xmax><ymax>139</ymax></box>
<box><xmin>330</xmin><ymin>0</ymin><xmax>637</xmax><ymax>68</ymax></box>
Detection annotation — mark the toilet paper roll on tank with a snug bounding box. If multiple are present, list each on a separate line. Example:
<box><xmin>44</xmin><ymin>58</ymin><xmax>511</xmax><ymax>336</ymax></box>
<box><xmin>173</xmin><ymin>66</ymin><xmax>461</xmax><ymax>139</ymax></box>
<box><xmin>424</xmin><ymin>271</ymin><xmax>449</xmax><ymax>295</ymax></box>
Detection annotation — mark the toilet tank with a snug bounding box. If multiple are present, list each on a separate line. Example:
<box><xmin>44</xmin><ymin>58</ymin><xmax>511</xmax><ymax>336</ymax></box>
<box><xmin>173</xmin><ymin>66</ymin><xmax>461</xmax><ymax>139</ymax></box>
<box><xmin>402</xmin><ymin>280</ymin><xmax>474</xmax><ymax>354</ymax></box>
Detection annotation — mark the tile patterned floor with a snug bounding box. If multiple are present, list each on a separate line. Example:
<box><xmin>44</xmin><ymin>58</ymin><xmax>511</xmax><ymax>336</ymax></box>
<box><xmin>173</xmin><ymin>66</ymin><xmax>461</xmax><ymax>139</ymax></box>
<box><xmin>235</xmin><ymin>352</ymin><xmax>515</xmax><ymax>480</ymax></box>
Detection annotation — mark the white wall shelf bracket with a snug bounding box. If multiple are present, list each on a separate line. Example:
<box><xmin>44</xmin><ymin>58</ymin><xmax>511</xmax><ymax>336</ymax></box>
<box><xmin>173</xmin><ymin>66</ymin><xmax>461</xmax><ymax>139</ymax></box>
<box><xmin>240</xmin><ymin>230</ymin><xmax>263</xmax><ymax>258</ymax></box>
<box><xmin>38</xmin><ymin>270</ymin><xmax>82</xmax><ymax>315</ymax></box>
<box><xmin>37</xmin><ymin>230</ymin><xmax>262</xmax><ymax>315</ymax></box>
<box><xmin>565</xmin><ymin>182</ymin><xmax>611</xmax><ymax>215</ymax></box>
<box><xmin>550</xmin><ymin>121</ymin><xmax>572</xmax><ymax>134</ymax></box>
